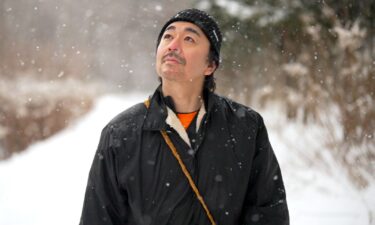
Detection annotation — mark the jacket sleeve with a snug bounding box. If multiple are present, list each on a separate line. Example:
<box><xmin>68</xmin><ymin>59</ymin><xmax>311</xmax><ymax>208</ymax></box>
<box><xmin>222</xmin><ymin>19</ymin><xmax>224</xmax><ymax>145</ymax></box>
<box><xmin>240</xmin><ymin>114</ymin><xmax>289</xmax><ymax>225</ymax></box>
<box><xmin>79</xmin><ymin>125</ymin><xmax>129</xmax><ymax>225</ymax></box>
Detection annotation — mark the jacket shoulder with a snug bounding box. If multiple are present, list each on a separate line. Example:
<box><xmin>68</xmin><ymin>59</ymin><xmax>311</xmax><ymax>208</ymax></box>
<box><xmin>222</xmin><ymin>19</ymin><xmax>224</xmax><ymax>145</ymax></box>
<box><xmin>212</xmin><ymin>94</ymin><xmax>262</xmax><ymax>125</ymax></box>
<box><xmin>105</xmin><ymin>102</ymin><xmax>147</xmax><ymax>131</ymax></box>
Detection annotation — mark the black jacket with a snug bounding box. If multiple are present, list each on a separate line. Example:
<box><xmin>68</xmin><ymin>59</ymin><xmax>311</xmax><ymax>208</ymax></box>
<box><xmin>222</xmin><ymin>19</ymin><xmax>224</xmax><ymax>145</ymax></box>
<box><xmin>80</xmin><ymin>87</ymin><xmax>289</xmax><ymax>225</ymax></box>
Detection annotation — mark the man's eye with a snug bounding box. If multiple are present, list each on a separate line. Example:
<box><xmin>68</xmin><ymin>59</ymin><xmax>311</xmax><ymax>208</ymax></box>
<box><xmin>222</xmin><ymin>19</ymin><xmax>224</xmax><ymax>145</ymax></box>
<box><xmin>185</xmin><ymin>36</ymin><xmax>195</xmax><ymax>43</ymax></box>
<box><xmin>163</xmin><ymin>34</ymin><xmax>173</xmax><ymax>40</ymax></box>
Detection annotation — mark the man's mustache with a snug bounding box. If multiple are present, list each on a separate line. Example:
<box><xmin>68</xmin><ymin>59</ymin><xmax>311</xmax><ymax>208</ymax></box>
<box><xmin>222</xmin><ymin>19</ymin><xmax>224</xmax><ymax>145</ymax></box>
<box><xmin>162</xmin><ymin>52</ymin><xmax>186</xmax><ymax>65</ymax></box>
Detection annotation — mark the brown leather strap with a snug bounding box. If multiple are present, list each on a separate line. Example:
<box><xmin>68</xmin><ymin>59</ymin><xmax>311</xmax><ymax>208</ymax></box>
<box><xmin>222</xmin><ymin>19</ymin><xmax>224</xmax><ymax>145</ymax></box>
<box><xmin>144</xmin><ymin>99</ymin><xmax>151</xmax><ymax>108</ymax></box>
<box><xmin>144</xmin><ymin>99</ymin><xmax>216</xmax><ymax>225</ymax></box>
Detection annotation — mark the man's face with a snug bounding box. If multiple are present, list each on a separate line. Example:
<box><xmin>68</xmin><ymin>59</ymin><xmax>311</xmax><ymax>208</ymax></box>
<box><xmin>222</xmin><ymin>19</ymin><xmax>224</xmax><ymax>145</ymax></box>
<box><xmin>156</xmin><ymin>21</ymin><xmax>216</xmax><ymax>84</ymax></box>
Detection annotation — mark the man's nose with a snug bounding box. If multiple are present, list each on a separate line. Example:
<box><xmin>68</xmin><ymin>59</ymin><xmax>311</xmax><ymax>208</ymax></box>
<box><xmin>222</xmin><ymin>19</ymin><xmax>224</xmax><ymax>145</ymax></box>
<box><xmin>167</xmin><ymin>37</ymin><xmax>181</xmax><ymax>52</ymax></box>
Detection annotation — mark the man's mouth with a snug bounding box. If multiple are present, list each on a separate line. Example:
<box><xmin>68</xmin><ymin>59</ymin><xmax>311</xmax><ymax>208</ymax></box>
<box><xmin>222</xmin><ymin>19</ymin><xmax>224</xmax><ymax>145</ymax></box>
<box><xmin>164</xmin><ymin>57</ymin><xmax>180</xmax><ymax>63</ymax></box>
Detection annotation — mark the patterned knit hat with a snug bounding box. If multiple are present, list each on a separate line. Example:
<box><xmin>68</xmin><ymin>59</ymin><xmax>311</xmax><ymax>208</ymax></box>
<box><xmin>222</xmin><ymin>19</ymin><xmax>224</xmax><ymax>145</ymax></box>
<box><xmin>156</xmin><ymin>8</ymin><xmax>222</xmax><ymax>66</ymax></box>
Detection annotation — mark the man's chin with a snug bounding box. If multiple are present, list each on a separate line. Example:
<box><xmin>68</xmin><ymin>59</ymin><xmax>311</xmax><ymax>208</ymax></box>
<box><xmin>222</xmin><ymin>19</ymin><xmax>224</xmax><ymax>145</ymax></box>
<box><xmin>160</xmin><ymin>71</ymin><xmax>183</xmax><ymax>80</ymax></box>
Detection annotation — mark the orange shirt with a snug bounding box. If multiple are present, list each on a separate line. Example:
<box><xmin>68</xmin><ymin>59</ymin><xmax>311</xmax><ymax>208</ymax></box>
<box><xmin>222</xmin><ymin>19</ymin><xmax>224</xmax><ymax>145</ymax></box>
<box><xmin>177</xmin><ymin>111</ymin><xmax>198</xmax><ymax>130</ymax></box>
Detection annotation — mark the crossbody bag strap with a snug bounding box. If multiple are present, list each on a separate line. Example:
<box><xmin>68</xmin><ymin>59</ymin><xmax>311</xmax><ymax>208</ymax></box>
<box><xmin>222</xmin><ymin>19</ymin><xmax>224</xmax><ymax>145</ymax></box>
<box><xmin>144</xmin><ymin>99</ymin><xmax>216</xmax><ymax>225</ymax></box>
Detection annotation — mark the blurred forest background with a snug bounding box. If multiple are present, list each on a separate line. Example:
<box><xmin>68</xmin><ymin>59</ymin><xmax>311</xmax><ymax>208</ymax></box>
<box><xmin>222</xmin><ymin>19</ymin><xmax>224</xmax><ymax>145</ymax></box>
<box><xmin>0</xmin><ymin>0</ymin><xmax>374</xmax><ymax>188</ymax></box>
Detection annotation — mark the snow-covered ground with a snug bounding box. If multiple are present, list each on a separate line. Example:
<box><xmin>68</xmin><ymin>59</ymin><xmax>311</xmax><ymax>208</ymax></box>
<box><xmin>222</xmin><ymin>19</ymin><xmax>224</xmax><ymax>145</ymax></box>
<box><xmin>0</xmin><ymin>93</ymin><xmax>373</xmax><ymax>225</ymax></box>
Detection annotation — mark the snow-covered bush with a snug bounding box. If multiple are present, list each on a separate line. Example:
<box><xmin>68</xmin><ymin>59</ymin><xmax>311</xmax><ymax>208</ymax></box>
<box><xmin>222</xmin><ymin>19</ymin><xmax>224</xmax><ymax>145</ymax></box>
<box><xmin>0</xmin><ymin>76</ymin><xmax>96</xmax><ymax>160</ymax></box>
<box><xmin>203</xmin><ymin>0</ymin><xmax>374</xmax><ymax>188</ymax></box>
<box><xmin>0</xmin><ymin>17</ymin><xmax>99</xmax><ymax>159</ymax></box>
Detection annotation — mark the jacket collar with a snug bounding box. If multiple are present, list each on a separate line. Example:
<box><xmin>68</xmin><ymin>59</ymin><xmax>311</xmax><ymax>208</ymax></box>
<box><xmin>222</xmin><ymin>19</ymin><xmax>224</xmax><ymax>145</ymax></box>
<box><xmin>142</xmin><ymin>85</ymin><xmax>217</xmax><ymax>132</ymax></box>
<box><xmin>143</xmin><ymin>86</ymin><xmax>169</xmax><ymax>131</ymax></box>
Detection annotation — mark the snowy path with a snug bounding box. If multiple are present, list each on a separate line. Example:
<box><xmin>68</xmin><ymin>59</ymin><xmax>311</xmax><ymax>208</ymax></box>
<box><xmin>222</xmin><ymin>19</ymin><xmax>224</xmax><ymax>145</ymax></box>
<box><xmin>0</xmin><ymin>94</ymin><xmax>373</xmax><ymax>225</ymax></box>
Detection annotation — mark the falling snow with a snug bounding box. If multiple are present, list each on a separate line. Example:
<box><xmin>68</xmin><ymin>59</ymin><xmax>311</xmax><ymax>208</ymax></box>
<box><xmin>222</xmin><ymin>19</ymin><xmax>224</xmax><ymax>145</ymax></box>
<box><xmin>0</xmin><ymin>94</ymin><xmax>373</xmax><ymax>225</ymax></box>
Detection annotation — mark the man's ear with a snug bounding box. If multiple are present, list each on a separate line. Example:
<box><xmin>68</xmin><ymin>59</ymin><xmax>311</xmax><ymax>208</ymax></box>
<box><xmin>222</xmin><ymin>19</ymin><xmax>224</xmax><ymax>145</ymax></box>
<box><xmin>204</xmin><ymin>61</ymin><xmax>217</xmax><ymax>76</ymax></box>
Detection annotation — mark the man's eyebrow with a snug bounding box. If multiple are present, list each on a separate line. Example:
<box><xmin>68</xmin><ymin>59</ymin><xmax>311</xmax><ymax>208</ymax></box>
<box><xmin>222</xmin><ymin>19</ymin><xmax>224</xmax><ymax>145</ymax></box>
<box><xmin>165</xmin><ymin>25</ymin><xmax>176</xmax><ymax>32</ymax></box>
<box><xmin>164</xmin><ymin>25</ymin><xmax>201</xmax><ymax>37</ymax></box>
<box><xmin>185</xmin><ymin>27</ymin><xmax>201</xmax><ymax>37</ymax></box>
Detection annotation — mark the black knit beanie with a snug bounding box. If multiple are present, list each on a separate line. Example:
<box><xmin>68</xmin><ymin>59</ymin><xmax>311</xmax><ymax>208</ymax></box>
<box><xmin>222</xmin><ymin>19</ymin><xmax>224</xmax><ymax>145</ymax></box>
<box><xmin>156</xmin><ymin>8</ymin><xmax>222</xmax><ymax>67</ymax></box>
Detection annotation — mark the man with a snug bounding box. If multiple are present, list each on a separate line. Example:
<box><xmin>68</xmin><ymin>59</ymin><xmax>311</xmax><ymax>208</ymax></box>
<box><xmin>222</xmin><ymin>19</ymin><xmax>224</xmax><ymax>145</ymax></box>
<box><xmin>80</xmin><ymin>8</ymin><xmax>289</xmax><ymax>225</ymax></box>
